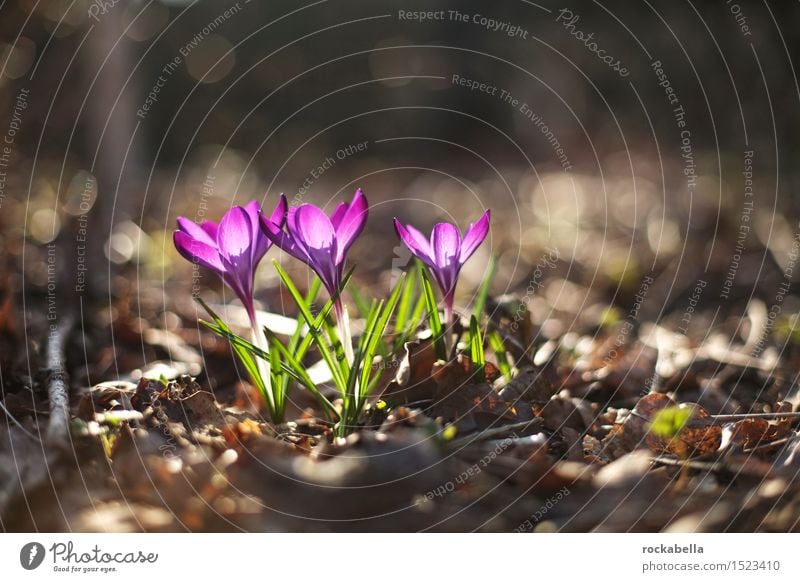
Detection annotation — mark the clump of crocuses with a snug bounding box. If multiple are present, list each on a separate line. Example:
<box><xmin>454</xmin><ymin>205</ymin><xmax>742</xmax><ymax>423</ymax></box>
<box><xmin>173</xmin><ymin>189</ymin><xmax>491</xmax><ymax>434</ymax></box>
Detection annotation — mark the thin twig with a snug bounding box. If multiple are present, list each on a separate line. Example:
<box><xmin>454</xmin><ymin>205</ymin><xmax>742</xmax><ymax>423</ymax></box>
<box><xmin>651</xmin><ymin>453</ymin><xmax>779</xmax><ymax>477</ymax></box>
<box><xmin>709</xmin><ymin>412</ymin><xmax>800</xmax><ymax>423</ymax></box>
<box><xmin>446</xmin><ymin>418</ymin><xmax>543</xmax><ymax>449</ymax></box>
<box><xmin>742</xmin><ymin>436</ymin><xmax>793</xmax><ymax>453</ymax></box>
<box><xmin>651</xmin><ymin>456</ymin><xmax>724</xmax><ymax>472</ymax></box>
<box><xmin>630</xmin><ymin>409</ymin><xmax>800</xmax><ymax>425</ymax></box>
<box><xmin>44</xmin><ymin>316</ymin><xmax>74</xmax><ymax>447</ymax></box>
<box><xmin>0</xmin><ymin>400</ymin><xmax>40</xmax><ymax>442</ymax></box>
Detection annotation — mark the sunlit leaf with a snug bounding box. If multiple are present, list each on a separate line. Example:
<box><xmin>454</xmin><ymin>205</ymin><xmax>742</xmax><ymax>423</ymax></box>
<box><xmin>418</xmin><ymin>264</ymin><xmax>446</xmax><ymax>360</ymax></box>
<box><xmin>469</xmin><ymin>315</ymin><xmax>485</xmax><ymax>383</ymax></box>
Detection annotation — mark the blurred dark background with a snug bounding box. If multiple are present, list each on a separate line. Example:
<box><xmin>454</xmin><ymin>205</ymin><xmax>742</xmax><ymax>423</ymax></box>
<box><xmin>1</xmin><ymin>0</ymin><xmax>799</xmax><ymax>332</ymax></box>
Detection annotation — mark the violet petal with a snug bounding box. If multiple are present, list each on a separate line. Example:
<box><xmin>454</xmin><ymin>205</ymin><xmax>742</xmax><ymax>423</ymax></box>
<box><xmin>200</xmin><ymin>220</ymin><xmax>219</xmax><ymax>241</ymax></box>
<box><xmin>291</xmin><ymin>204</ymin><xmax>340</xmax><ymax>293</ymax></box>
<box><xmin>260</xmin><ymin>213</ymin><xmax>308</xmax><ymax>264</ymax></box>
<box><xmin>173</xmin><ymin>231</ymin><xmax>225</xmax><ymax>273</ymax></box>
<box><xmin>333</xmin><ymin>189</ymin><xmax>368</xmax><ymax>265</ymax></box>
<box><xmin>177</xmin><ymin>216</ymin><xmax>217</xmax><ymax>247</ymax></box>
<box><xmin>458</xmin><ymin>209</ymin><xmax>490</xmax><ymax>264</ymax></box>
<box><xmin>393</xmin><ymin>219</ymin><xmax>435</xmax><ymax>268</ymax></box>
<box><xmin>431</xmin><ymin>222</ymin><xmax>461</xmax><ymax>296</ymax></box>
<box><xmin>242</xmin><ymin>200</ymin><xmax>269</xmax><ymax>263</ymax></box>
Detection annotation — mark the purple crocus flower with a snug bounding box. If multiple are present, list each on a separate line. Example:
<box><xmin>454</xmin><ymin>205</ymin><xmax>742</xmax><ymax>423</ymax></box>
<box><xmin>260</xmin><ymin>188</ymin><xmax>368</xmax><ymax>306</ymax></box>
<box><xmin>393</xmin><ymin>210</ymin><xmax>490</xmax><ymax>325</ymax></box>
<box><xmin>173</xmin><ymin>195</ymin><xmax>288</xmax><ymax>327</ymax></box>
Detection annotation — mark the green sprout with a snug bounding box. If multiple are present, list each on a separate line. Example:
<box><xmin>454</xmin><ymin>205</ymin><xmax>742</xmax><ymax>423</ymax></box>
<box><xmin>649</xmin><ymin>405</ymin><xmax>692</xmax><ymax>440</ymax></box>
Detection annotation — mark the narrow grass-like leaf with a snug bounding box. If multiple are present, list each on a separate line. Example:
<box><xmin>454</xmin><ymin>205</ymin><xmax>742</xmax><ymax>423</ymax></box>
<box><xmin>469</xmin><ymin>315</ymin><xmax>486</xmax><ymax>384</ymax></box>
<box><xmin>351</xmin><ymin>284</ymin><xmax>390</xmax><ymax>359</ymax></box>
<box><xmin>268</xmin><ymin>334</ymin><xmax>285</xmax><ymax>419</ymax></box>
<box><xmin>322</xmin><ymin>314</ymin><xmax>350</xmax><ymax>387</ymax></box>
<box><xmin>394</xmin><ymin>267</ymin><xmax>416</xmax><ymax>337</ymax></box>
<box><xmin>392</xmin><ymin>267</ymin><xmax>420</xmax><ymax>351</ymax></box>
<box><xmin>289</xmin><ymin>271</ymin><xmax>352</xmax><ymax>371</ymax></box>
<box><xmin>200</xmin><ymin>316</ymin><xmax>338</xmax><ymax>422</ymax></box>
<box><xmin>403</xmin><ymin>283</ymin><xmax>428</xmax><ymax>342</ymax></box>
<box><xmin>360</xmin><ymin>273</ymin><xmax>406</xmax><ymax>400</ymax></box>
<box><xmin>336</xmin><ymin>273</ymin><xmax>406</xmax><ymax>437</ymax></box>
<box><xmin>273</xmin><ymin>276</ymin><xmax>323</xmax><ymax>403</ymax></box>
<box><xmin>195</xmin><ymin>298</ymin><xmax>277</xmax><ymax>420</ymax></box>
<box><xmin>268</xmin><ymin>332</ymin><xmax>338</xmax><ymax>420</ymax></box>
<box><xmin>354</xmin><ymin>300</ymin><xmax>383</xmax><ymax>401</ymax></box>
<box><xmin>287</xmin><ymin>276</ymin><xmax>321</xmax><ymax>353</ymax></box>
<box><xmin>472</xmin><ymin>254</ymin><xmax>497</xmax><ymax>321</ymax></box>
<box><xmin>418</xmin><ymin>265</ymin><xmax>447</xmax><ymax>360</ymax></box>
<box><xmin>488</xmin><ymin>329</ymin><xmax>512</xmax><ymax>381</ymax></box>
<box><xmin>339</xmin><ymin>299</ymin><xmax>382</xmax><ymax>434</ymax></box>
<box><xmin>348</xmin><ymin>284</ymin><xmax>372</xmax><ymax>320</ymax></box>
<box><xmin>273</xmin><ymin>260</ymin><xmax>348</xmax><ymax>394</ymax></box>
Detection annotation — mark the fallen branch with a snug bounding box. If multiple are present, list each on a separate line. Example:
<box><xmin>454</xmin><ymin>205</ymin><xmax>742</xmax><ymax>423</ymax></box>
<box><xmin>44</xmin><ymin>316</ymin><xmax>74</xmax><ymax>448</ymax></box>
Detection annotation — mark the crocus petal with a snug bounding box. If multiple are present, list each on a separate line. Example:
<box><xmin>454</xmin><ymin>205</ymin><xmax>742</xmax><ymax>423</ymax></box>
<box><xmin>173</xmin><ymin>231</ymin><xmax>225</xmax><ymax>273</ymax></box>
<box><xmin>253</xmin><ymin>193</ymin><xmax>288</xmax><ymax>263</ymax></box>
<box><xmin>267</xmin><ymin>194</ymin><xmax>288</xmax><ymax>227</ymax></box>
<box><xmin>177</xmin><ymin>216</ymin><xmax>217</xmax><ymax>248</ymax></box>
<box><xmin>393</xmin><ymin>219</ymin><xmax>434</xmax><ymax>267</ymax></box>
<box><xmin>216</xmin><ymin>206</ymin><xmax>253</xmax><ymax>262</ymax></box>
<box><xmin>458</xmin><ymin>209</ymin><xmax>490</xmax><ymax>264</ymax></box>
<box><xmin>200</xmin><ymin>220</ymin><xmax>219</xmax><ymax>241</ymax></box>
<box><xmin>216</xmin><ymin>207</ymin><xmax>255</xmax><ymax>303</ymax></box>
<box><xmin>290</xmin><ymin>204</ymin><xmax>336</xmax><ymax>252</ymax></box>
<box><xmin>333</xmin><ymin>189</ymin><xmax>368</xmax><ymax>265</ymax></box>
<box><xmin>330</xmin><ymin>202</ymin><xmax>348</xmax><ymax>230</ymax></box>
<box><xmin>259</xmin><ymin>212</ymin><xmax>309</xmax><ymax>264</ymax></box>
<box><xmin>431</xmin><ymin>223</ymin><xmax>461</xmax><ymax>271</ymax></box>
<box><xmin>291</xmin><ymin>204</ymin><xmax>340</xmax><ymax>293</ymax></box>
<box><xmin>242</xmin><ymin>200</ymin><xmax>270</xmax><ymax>264</ymax></box>
<box><xmin>431</xmin><ymin>222</ymin><xmax>462</xmax><ymax>295</ymax></box>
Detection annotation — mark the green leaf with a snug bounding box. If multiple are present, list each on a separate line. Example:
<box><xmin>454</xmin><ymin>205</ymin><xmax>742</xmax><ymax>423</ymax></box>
<box><xmin>348</xmin><ymin>284</ymin><xmax>372</xmax><ymax>320</ymax></box>
<box><xmin>469</xmin><ymin>315</ymin><xmax>485</xmax><ymax>384</ymax></box>
<box><xmin>472</xmin><ymin>254</ymin><xmax>497</xmax><ymax>321</ymax></box>
<box><xmin>649</xmin><ymin>405</ymin><xmax>692</xmax><ymax>440</ymax></box>
<box><xmin>200</xmin><ymin>314</ymin><xmax>339</xmax><ymax>422</ymax></box>
<box><xmin>343</xmin><ymin>299</ymin><xmax>382</xmax><ymax>431</ymax></box>
<box><xmin>287</xmin><ymin>276</ymin><xmax>322</xmax><ymax>353</ymax></box>
<box><xmin>195</xmin><ymin>298</ymin><xmax>277</xmax><ymax>421</ymax></box>
<box><xmin>268</xmin><ymin>333</ymin><xmax>285</xmax><ymax>419</ymax></box>
<box><xmin>393</xmin><ymin>267</ymin><xmax>417</xmax><ymax>347</ymax></box>
<box><xmin>273</xmin><ymin>260</ymin><xmax>349</xmax><ymax>395</ymax></box>
<box><xmin>359</xmin><ymin>279</ymin><xmax>403</xmax><ymax>401</ymax></box>
<box><xmin>321</xmin><ymin>312</ymin><xmax>351</xmax><ymax>388</ymax></box>
<box><xmin>352</xmin><ymin>285</ymin><xmax>390</xmax><ymax>359</ymax></box>
<box><xmin>288</xmin><ymin>275</ymin><xmax>349</xmax><ymax>374</ymax></box>
<box><xmin>336</xmin><ymin>273</ymin><xmax>406</xmax><ymax>437</ymax></box>
<box><xmin>268</xmin><ymin>332</ymin><xmax>338</xmax><ymax>420</ymax></box>
<box><xmin>418</xmin><ymin>264</ymin><xmax>446</xmax><ymax>360</ymax></box>
<box><xmin>488</xmin><ymin>330</ymin><xmax>512</xmax><ymax>382</ymax></box>
<box><xmin>405</xmin><ymin>284</ymin><xmax>428</xmax><ymax>338</ymax></box>
<box><xmin>273</xmin><ymin>276</ymin><xmax>323</xmax><ymax>398</ymax></box>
